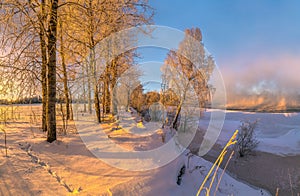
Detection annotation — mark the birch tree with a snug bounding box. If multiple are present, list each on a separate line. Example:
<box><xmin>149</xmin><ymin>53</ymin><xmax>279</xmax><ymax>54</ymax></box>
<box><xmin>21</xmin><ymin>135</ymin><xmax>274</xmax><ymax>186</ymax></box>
<box><xmin>64</xmin><ymin>0</ymin><xmax>153</xmax><ymax>122</ymax></box>
<box><xmin>1</xmin><ymin>0</ymin><xmax>59</xmax><ymax>142</ymax></box>
<box><xmin>163</xmin><ymin>27</ymin><xmax>215</xmax><ymax>129</ymax></box>
<box><xmin>0</xmin><ymin>0</ymin><xmax>153</xmax><ymax>142</ymax></box>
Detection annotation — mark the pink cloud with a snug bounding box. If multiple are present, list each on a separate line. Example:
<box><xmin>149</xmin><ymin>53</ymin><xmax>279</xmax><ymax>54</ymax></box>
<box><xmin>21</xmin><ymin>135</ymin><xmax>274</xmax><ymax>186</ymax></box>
<box><xmin>219</xmin><ymin>53</ymin><xmax>300</xmax><ymax>109</ymax></box>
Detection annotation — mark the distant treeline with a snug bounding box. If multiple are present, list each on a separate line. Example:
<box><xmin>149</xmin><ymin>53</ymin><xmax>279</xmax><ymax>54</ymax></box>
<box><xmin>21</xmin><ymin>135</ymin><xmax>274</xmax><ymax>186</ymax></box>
<box><xmin>0</xmin><ymin>96</ymin><xmax>90</xmax><ymax>105</ymax></box>
<box><xmin>0</xmin><ymin>96</ymin><xmax>43</xmax><ymax>104</ymax></box>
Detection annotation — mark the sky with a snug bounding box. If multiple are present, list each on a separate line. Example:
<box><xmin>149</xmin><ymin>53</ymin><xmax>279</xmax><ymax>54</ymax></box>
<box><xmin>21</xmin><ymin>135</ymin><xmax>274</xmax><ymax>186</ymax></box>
<box><xmin>149</xmin><ymin>0</ymin><xmax>300</xmax><ymax>58</ymax></box>
<box><xmin>137</xmin><ymin>0</ymin><xmax>300</xmax><ymax>105</ymax></box>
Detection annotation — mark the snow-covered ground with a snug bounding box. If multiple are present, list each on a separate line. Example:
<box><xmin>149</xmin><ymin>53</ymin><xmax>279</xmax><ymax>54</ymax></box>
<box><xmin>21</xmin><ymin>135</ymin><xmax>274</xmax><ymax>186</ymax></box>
<box><xmin>75</xmin><ymin>110</ymin><xmax>271</xmax><ymax>195</ymax></box>
<box><xmin>3</xmin><ymin>105</ymin><xmax>300</xmax><ymax>195</ymax></box>
<box><xmin>0</xmin><ymin>123</ymin><xmax>270</xmax><ymax>196</ymax></box>
<box><xmin>0</xmin><ymin>105</ymin><xmax>274</xmax><ymax>195</ymax></box>
<box><xmin>142</xmin><ymin>152</ymin><xmax>270</xmax><ymax>196</ymax></box>
<box><xmin>200</xmin><ymin>109</ymin><xmax>300</xmax><ymax>156</ymax></box>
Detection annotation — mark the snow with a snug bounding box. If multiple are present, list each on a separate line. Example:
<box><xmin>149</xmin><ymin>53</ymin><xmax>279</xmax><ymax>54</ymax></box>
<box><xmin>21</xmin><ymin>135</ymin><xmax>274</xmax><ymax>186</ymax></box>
<box><xmin>143</xmin><ymin>152</ymin><xmax>270</xmax><ymax>196</ymax></box>
<box><xmin>201</xmin><ymin>109</ymin><xmax>300</xmax><ymax>156</ymax></box>
<box><xmin>0</xmin><ymin>105</ymin><xmax>273</xmax><ymax>195</ymax></box>
<box><xmin>258</xmin><ymin>128</ymin><xmax>300</xmax><ymax>156</ymax></box>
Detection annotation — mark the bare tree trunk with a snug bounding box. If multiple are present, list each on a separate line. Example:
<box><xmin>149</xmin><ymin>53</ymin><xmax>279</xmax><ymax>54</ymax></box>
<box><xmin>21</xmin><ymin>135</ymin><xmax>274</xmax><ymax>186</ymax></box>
<box><xmin>59</xmin><ymin>20</ymin><xmax>70</xmax><ymax>120</ymax></box>
<box><xmin>110</xmin><ymin>60</ymin><xmax>118</xmax><ymax>116</ymax></box>
<box><xmin>127</xmin><ymin>90</ymin><xmax>130</xmax><ymax>111</ymax></box>
<box><xmin>104</xmin><ymin>64</ymin><xmax>111</xmax><ymax>114</ymax></box>
<box><xmin>40</xmin><ymin>0</ymin><xmax>47</xmax><ymax>132</ymax></box>
<box><xmin>47</xmin><ymin>0</ymin><xmax>58</xmax><ymax>143</ymax></box>
<box><xmin>94</xmin><ymin>85</ymin><xmax>101</xmax><ymax>123</ymax></box>
<box><xmin>82</xmin><ymin>64</ymin><xmax>87</xmax><ymax>113</ymax></box>
<box><xmin>41</xmin><ymin>42</ymin><xmax>47</xmax><ymax>132</ymax></box>
<box><xmin>90</xmin><ymin>47</ymin><xmax>101</xmax><ymax>123</ymax></box>
<box><xmin>172</xmin><ymin>102</ymin><xmax>182</xmax><ymax>130</ymax></box>
<box><xmin>104</xmin><ymin>75</ymin><xmax>111</xmax><ymax>114</ymax></box>
<box><xmin>172</xmin><ymin>80</ymin><xmax>191</xmax><ymax>130</ymax></box>
<box><xmin>102</xmin><ymin>79</ymin><xmax>107</xmax><ymax>114</ymax></box>
<box><xmin>86</xmin><ymin>62</ymin><xmax>92</xmax><ymax>114</ymax></box>
<box><xmin>69</xmin><ymin>91</ymin><xmax>73</xmax><ymax>120</ymax></box>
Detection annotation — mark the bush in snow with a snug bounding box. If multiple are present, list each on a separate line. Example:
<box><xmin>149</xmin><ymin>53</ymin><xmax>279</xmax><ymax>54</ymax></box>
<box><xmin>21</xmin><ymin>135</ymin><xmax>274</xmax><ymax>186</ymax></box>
<box><xmin>236</xmin><ymin>120</ymin><xmax>259</xmax><ymax>157</ymax></box>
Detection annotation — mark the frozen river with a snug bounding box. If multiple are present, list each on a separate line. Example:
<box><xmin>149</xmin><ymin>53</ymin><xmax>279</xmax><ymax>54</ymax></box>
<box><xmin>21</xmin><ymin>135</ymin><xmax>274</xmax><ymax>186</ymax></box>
<box><xmin>200</xmin><ymin>110</ymin><xmax>300</xmax><ymax>156</ymax></box>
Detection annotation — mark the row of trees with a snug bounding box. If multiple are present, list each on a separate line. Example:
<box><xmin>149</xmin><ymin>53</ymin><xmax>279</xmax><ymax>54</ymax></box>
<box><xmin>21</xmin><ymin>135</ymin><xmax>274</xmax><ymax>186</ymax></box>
<box><xmin>116</xmin><ymin>28</ymin><xmax>216</xmax><ymax>131</ymax></box>
<box><xmin>0</xmin><ymin>0</ymin><xmax>216</xmax><ymax>144</ymax></box>
<box><xmin>0</xmin><ymin>0</ymin><xmax>153</xmax><ymax>142</ymax></box>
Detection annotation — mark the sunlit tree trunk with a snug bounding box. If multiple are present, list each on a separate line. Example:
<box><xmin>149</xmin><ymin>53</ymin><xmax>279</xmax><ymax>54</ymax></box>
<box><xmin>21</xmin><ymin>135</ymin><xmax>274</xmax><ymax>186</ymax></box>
<box><xmin>87</xmin><ymin>0</ymin><xmax>101</xmax><ymax>123</ymax></box>
<box><xmin>86</xmin><ymin>62</ymin><xmax>92</xmax><ymax>114</ymax></box>
<box><xmin>47</xmin><ymin>0</ymin><xmax>59</xmax><ymax>143</ymax></box>
<box><xmin>102</xmin><ymin>81</ymin><xmax>106</xmax><ymax>115</ymax></box>
<box><xmin>59</xmin><ymin>20</ymin><xmax>70</xmax><ymax>120</ymax></box>
<box><xmin>69</xmin><ymin>91</ymin><xmax>74</xmax><ymax>120</ymax></box>
<box><xmin>40</xmin><ymin>0</ymin><xmax>48</xmax><ymax>133</ymax></box>
<box><xmin>90</xmin><ymin>48</ymin><xmax>101</xmax><ymax>123</ymax></box>
<box><xmin>82</xmin><ymin>64</ymin><xmax>87</xmax><ymax>113</ymax></box>
<box><xmin>110</xmin><ymin>60</ymin><xmax>118</xmax><ymax>116</ymax></box>
<box><xmin>172</xmin><ymin>79</ymin><xmax>191</xmax><ymax>130</ymax></box>
<box><xmin>104</xmin><ymin>67</ymin><xmax>111</xmax><ymax>114</ymax></box>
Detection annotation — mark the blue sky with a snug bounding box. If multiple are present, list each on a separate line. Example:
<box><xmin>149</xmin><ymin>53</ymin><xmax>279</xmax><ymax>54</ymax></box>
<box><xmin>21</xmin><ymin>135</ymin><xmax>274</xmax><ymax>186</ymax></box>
<box><xmin>149</xmin><ymin>0</ymin><xmax>300</xmax><ymax>59</ymax></box>
<box><xmin>137</xmin><ymin>0</ymin><xmax>300</xmax><ymax>97</ymax></box>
